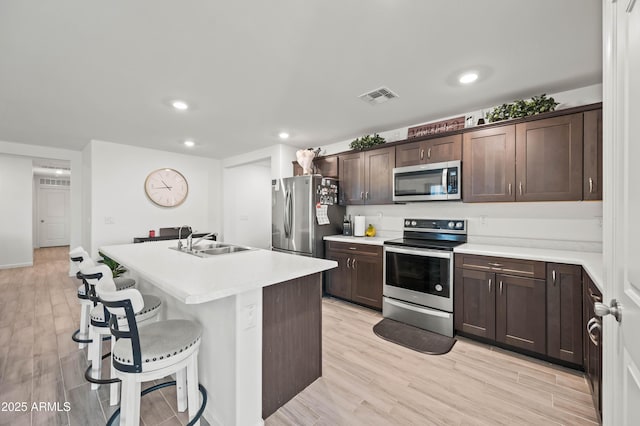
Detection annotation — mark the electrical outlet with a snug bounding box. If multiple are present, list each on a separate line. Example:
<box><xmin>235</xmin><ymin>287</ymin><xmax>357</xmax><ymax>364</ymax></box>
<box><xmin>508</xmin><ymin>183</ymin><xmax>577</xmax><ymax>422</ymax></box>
<box><xmin>480</xmin><ymin>215</ymin><xmax>487</xmax><ymax>225</ymax></box>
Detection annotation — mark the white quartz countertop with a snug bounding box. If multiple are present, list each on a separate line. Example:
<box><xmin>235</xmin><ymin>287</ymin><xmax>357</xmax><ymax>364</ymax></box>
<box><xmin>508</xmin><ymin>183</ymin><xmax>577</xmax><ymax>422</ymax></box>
<box><xmin>99</xmin><ymin>241</ymin><xmax>337</xmax><ymax>304</ymax></box>
<box><xmin>323</xmin><ymin>235</ymin><xmax>395</xmax><ymax>246</ymax></box>
<box><xmin>454</xmin><ymin>243</ymin><xmax>603</xmax><ymax>291</ymax></box>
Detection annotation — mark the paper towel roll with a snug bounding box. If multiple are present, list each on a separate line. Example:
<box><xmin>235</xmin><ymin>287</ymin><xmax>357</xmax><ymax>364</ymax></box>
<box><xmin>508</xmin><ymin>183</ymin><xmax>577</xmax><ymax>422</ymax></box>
<box><xmin>354</xmin><ymin>215</ymin><xmax>366</xmax><ymax>237</ymax></box>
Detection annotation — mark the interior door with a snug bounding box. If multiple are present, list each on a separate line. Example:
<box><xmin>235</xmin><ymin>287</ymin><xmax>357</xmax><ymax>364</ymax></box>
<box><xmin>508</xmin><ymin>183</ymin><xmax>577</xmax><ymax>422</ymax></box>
<box><xmin>605</xmin><ymin>1</ymin><xmax>640</xmax><ymax>424</ymax></box>
<box><xmin>38</xmin><ymin>186</ymin><xmax>69</xmax><ymax>247</ymax></box>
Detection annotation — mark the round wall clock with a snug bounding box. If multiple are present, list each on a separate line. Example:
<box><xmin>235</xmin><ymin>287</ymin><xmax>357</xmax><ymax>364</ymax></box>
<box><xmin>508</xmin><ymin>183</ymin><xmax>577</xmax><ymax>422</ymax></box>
<box><xmin>144</xmin><ymin>168</ymin><xmax>189</xmax><ymax>207</ymax></box>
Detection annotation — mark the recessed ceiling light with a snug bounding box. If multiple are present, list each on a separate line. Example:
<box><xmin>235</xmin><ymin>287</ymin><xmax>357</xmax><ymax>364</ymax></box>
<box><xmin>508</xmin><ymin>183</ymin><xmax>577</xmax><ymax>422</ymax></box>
<box><xmin>171</xmin><ymin>100</ymin><xmax>189</xmax><ymax>111</ymax></box>
<box><xmin>459</xmin><ymin>72</ymin><xmax>479</xmax><ymax>84</ymax></box>
<box><xmin>55</xmin><ymin>169</ymin><xmax>63</xmax><ymax>175</ymax></box>
<box><xmin>279</xmin><ymin>132</ymin><xmax>290</xmax><ymax>140</ymax></box>
<box><xmin>183</xmin><ymin>140</ymin><xmax>195</xmax><ymax>148</ymax></box>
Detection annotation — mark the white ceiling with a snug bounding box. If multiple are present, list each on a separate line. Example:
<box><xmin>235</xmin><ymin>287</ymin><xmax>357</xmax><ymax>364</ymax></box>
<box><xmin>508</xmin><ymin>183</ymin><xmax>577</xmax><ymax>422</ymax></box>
<box><xmin>0</xmin><ymin>1</ymin><xmax>602</xmax><ymax>159</ymax></box>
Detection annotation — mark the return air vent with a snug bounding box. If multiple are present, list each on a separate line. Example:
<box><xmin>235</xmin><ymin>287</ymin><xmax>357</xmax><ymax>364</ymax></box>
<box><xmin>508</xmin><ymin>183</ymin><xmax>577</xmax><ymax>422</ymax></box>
<box><xmin>39</xmin><ymin>178</ymin><xmax>70</xmax><ymax>186</ymax></box>
<box><xmin>358</xmin><ymin>87</ymin><xmax>399</xmax><ymax>105</ymax></box>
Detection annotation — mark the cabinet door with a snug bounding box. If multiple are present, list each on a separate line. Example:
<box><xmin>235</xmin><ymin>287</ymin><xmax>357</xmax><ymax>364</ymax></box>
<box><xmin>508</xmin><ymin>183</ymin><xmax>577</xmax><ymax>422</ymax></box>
<box><xmin>324</xmin><ymin>251</ymin><xmax>352</xmax><ymax>300</ymax></box>
<box><xmin>515</xmin><ymin>113</ymin><xmax>583</xmax><ymax>201</ymax></box>
<box><xmin>583</xmin><ymin>109</ymin><xmax>603</xmax><ymax>200</ymax></box>
<box><xmin>462</xmin><ymin>125</ymin><xmax>516</xmax><ymax>202</ymax></box>
<box><xmin>315</xmin><ymin>155</ymin><xmax>339</xmax><ymax>178</ymax></box>
<box><xmin>424</xmin><ymin>134</ymin><xmax>462</xmax><ymax>164</ymax></box>
<box><xmin>364</xmin><ymin>147</ymin><xmax>395</xmax><ymax>205</ymax></box>
<box><xmin>495</xmin><ymin>274</ymin><xmax>546</xmax><ymax>354</ymax></box>
<box><xmin>395</xmin><ymin>140</ymin><xmax>423</xmax><ymax>167</ymax></box>
<box><xmin>583</xmin><ymin>271</ymin><xmax>602</xmax><ymax>418</ymax></box>
<box><xmin>546</xmin><ymin>263</ymin><xmax>583</xmax><ymax>364</ymax></box>
<box><xmin>351</xmin><ymin>252</ymin><xmax>383</xmax><ymax>309</ymax></box>
<box><xmin>338</xmin><ymin>153</ymin><xmax>364</xmax><ymax>205</ymax></box>
<box><xmin>454</xmin><ymin>268</ymin><xmax>496</xmax><ymax>340</ymax></box>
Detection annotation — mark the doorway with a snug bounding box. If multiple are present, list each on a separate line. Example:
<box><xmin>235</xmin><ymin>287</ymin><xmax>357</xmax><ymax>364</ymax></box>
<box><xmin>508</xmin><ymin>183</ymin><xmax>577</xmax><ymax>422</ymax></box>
<box><xmin>33</xmin><ymin>159</ymin><xmax>71</xmax><ymax>248</ymax></box>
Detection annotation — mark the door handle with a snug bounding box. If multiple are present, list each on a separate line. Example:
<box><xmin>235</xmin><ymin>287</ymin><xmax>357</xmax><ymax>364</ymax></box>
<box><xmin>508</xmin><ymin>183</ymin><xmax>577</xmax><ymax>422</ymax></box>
<box><xmin>508</xmin><ymin>183</ymin><xmax>512</xmax><ymax>196</ymax></box>
<box><xmin>365</xmin><ymin>191</ymin><xmax>369</xmax><ymax>200</ymax></box>
<box><xmin>442</xmin><ymin>168</ymin><xmax>448</xmax><ymax>193</ymax></box>
<box><xmin>552</xmin><ymin>270</ymin><xmax>557</xmax><ymax>286</ymax></box>
<box><xmin>588</xmin><ymin>289</ymin><xmax>602</xmax><ymax>302</ymax></box>
<box><xmin>499</xmin><ymin>280</ymin><xmax>503</xmax><ymax>295</ymax></box>
<box><xmin>589</xmin><ymin>177</ymin><xmax>594</xmax><ymax>193</ymax></box>
<box><xmin>352</xmin><ymin>258</ymin><xmax>357</xmax><ymax>269</ymax></box>
<box><xmin>488</xmin><ymin>278</ymin><xmax>492</xmax><ymax>292</ymax></box>
<box><xmin>420</xmin><ymin>149</ymin><xmax>424</xmax><ymax>160</ymax></box>
<box><xmin>427</xmin><ymin>147</ymin><xmax>431</xmax><ymax>159</ymax></box>
<box><xmin>346</xmin><ymin>258</ymin><xmax>351</xmax><ymax>269</ymax></box>
<box><xmin>587</xmin><ymin>318</ymin><xmax>601</xmax><ymax>346</ymax></box>
<box><xmin>519</xmin><ymin>181</ymin><xmax>523</xmax><ymax>196</ymax></box>
<box><xmin>360</xmin><ymin>191</ymin><xmax>364</xmax><ymax>200</ymax></box>
<box><xmin>595</xmin><ymin>299</ymin><xmax>622</xmax><ymax>322</ymax></box>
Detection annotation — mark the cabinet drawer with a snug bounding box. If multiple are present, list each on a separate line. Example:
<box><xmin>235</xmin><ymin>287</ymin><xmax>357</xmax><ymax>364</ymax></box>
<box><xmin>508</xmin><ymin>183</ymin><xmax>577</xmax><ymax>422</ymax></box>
<box><xmin>326</xmin><ymin>241</ymin><xmax>382</xmax><ymax>257</ymax></box>
<box><xmin>455</xmin><ymin>253</ymin><xmax>545</xmax><ymax>279</ymax></box>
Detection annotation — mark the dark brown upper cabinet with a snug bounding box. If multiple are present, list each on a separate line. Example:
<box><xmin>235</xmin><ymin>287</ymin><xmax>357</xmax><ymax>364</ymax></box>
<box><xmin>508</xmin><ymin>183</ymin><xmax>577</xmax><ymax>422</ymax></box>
<box><xmin>292</xmin><ymin>155</ymin><xmax>339</xmax><ymax>178</ymax></box>
<box><xmin>395</xmin><ymin>134</ymin><xmax>462</xmax><ymax>167</ymax></box>
<box><xmin>515</xmin><ymin>113</ymin><xmax>584</xmax><ymax>201</ymax></box>
<box><xmin>463</xmin><ymin>125</ymin><xmax>516</xmax><ymax>202</ymax></box>
<box><xmin>547</xmin><ymin>263</ymin><xmax>583</xmax><ymax>365</ymax></box>
<box><xmin>583</xmin><ymin>109</ymin><xmax>603</xmax><ymax>200</ymax></box>
<box><xmin>339</xmin><ymin>147</ymin><xmax>395</xmax><ymax>205</ymax></box>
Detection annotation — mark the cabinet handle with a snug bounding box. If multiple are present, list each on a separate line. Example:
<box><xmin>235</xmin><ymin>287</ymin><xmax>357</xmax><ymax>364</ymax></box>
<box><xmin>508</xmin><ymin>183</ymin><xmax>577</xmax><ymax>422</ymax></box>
<box><xmin>552</xmin><ymin>270</ymin><xmax>557</xmax><ymax>286</ymax></box>
<box><xmin>346</xmin><ymin>258</ymin><xmax>351</xmax><ymax>269</ymax></box>
<box><xmin>488</xmin><ymin>278</ymin><xmax>492</xmax><ymax>292</ymax></box>
<box><xmin>589</xmin><ymin>177</ymin><xmax>594</xmax><ymax>193</ymax></box>
<box><xmin>365</xmin><ymin>191</ymin><xmax>369</xmax><ymax>200</ymax></box>
<box><xmin>589</xmin><ymin>289</ymin><xmax>602</xmax><ymax>302</ymax></box>
<box><xmin>427</xmin><ymin>147</ymin><xmax>431</xmax><ymax>159</ymax></box>
<box><xmin>360</xmin><ymin>191</ymin><xmax>364</xmax><ymax>200</ymax></box>
<box><xmin>487</xmin><ymin>262</ymin><xmax>503</xmax><ymax>268</ymax></box>
<box><xmin>519</xmin><ymin>181</ymin><xmax>523</xmax><ymax>196</ymax></box>
<box><xmin>508</xmin><ymin>183</ymin><xmax>512</xmax><ymax>195</ymax></box>
<box><xmin>420</xmin><ymin>149</ymin><xmax>424</xmax><ymax>160</ymax></box>
<box><xmin>353</xmin><ymin>258</ymin><xmax>357</xmax><ymax>268</ymax></box>
<box><xmin>587</xmin><ymin>318</ymin><xmax>601</xmax><ymax>346</ymax></box>
<box><xmin>499</xmin><ymin>280</ymin><xmax>503</xmax><ymax>295</ymax></box>
<box><xmin>348</xmin><ymin>247</ymin><xmax>357</xmax><ymax>250</ymax></box>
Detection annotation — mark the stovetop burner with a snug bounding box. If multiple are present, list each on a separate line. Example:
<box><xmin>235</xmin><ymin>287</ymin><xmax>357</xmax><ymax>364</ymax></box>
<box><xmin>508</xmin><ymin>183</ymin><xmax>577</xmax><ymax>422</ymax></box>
<box><xmin>384</xmin><ymin>218</ymin><xmax>468</xmax><ymax>251</ymax></box>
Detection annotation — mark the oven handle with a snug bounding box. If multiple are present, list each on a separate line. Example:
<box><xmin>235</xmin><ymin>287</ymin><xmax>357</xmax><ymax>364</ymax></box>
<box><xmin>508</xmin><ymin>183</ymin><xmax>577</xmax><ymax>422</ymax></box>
<box><xmin>385</xmin><ymin>297</ymin><xmax>452</xmax><ymax>319</ymax></box>
<box><xmin>384</xmin><ymin>245</ymin><xmax>452</xmax><ymax>259</ymax></box>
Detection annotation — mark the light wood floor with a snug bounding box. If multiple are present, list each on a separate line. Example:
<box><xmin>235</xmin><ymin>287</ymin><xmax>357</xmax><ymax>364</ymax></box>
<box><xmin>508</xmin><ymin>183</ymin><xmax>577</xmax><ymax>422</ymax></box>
<box><xmin>0</xmin><ymin>247</ymin><xmax>598</xmax><ymax>425</ymax></box>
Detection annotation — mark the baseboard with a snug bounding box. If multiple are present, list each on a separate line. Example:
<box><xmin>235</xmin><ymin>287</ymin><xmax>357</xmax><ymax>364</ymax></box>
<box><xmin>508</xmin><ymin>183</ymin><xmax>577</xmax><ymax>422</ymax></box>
<box><xmin>0</xmin><ymin>262</ymin><xmax>33</xmax><ymax>270</ymax></box>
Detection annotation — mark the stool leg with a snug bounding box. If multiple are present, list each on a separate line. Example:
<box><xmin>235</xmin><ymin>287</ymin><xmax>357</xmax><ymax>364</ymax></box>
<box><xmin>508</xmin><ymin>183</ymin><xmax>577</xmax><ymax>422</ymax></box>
<box><xmin>120</xmin><ymin>376</ymin><xmax>141</xmax><ymax>426</ymax></box>
<box><xmin>186</xmin><ymin>352</ymin><xmax>200</xmax><ymax>426</ymax></box>
<box><xmin>78</xmin><ymin>303</ymin><xmax>90</xmax><ymax>349</ymax></box>
<box><xmin>89</xmin><ymin>327</ymin><xmax>102</xmax><ymax>390</ymax></box>
<box><xmin>176</xmin><ymin>367</ymin><xmax>187</xmax><ymax>412</ymax></box>
<box><xmin>109</xmin><ymin>336</ymin><xmax>120</xmax><ymax>406</ymax></box>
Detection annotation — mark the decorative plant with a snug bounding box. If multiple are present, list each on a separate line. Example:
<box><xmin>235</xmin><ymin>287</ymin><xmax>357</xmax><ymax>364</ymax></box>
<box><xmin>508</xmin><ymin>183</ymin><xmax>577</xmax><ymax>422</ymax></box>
<box><xmin>486</xmin><ymin>94</ymin><xmax>559</xmax><ymax>123</ymax></box>
<box><xmin>349</xmin><ymin>133</ymin><xmax>386</xmax><ymax>150</ymax></box>
<box><xmin>99</xmin><ymin>252</ymin><xmax>127</xmax><ymax>278</ymax></box>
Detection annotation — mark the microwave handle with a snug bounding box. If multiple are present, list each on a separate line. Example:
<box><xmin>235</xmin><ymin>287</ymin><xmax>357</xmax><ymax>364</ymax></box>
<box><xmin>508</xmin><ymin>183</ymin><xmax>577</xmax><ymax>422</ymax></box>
<box><xmin>442</xmin><ymin>168</ymin><xmax>448</xmax><ymax>193</ymax></box>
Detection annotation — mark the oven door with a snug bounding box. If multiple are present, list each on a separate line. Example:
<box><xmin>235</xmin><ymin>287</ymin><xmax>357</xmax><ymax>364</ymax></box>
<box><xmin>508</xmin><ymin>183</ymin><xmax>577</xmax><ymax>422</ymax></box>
<box><xmin>383</xmin><ymin>245</ymin><xmax>453</xmax><ymax>312</ymax></box>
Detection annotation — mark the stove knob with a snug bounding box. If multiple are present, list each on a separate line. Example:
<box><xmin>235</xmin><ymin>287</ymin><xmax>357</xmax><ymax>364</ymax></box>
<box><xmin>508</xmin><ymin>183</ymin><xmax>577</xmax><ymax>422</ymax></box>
<box><xmin>411</xmin><ymin>221</ymin><xmax>417</xmax><ymax>227</ymax></box>
<box><xmin>448</xmin><ymin>221</ymin><xmax>455</xmax><ymax>229</ymax></box>
<box><xmin>405</xmin><ymin>220</ymin><xmax>411</xmax><ymax>226</ymax></box>
<box><xmin>456</xmin><ymin>221</ymin><xmax>464</xmax><ymax>229</ymax></box>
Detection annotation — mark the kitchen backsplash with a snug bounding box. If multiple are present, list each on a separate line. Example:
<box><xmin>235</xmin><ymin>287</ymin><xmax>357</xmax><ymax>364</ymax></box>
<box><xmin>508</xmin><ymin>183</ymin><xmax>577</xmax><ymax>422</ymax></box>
<box><xmin>346</xmin><ymin>201</ymin><xmax>603</xmax><ymax>252</ymax></box>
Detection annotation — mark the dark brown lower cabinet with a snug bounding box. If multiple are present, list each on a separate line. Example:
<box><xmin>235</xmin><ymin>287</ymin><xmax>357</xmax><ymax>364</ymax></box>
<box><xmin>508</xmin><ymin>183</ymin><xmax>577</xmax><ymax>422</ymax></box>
<box><xmin>583</xmin><ymin>270</ymin><xmax>602</xmax><ymax>421</ymax></box>
<box><xmin>547</xmin><ymin>263</ymin><xmax>583</xmax><ymax>365</ymax></box>
<box><xmin>495</xmin><ymin>274</ymin><xmax>546</xmax><ymax>354</ymax></box>
<box><xmin>454</xmin><ymin>268</ymin><xmax>496</xmax><ymax>340</ymax></box>
<box><xmin>325</xmin><ymin>241</ymin><xmax>383</xmax><ymax>309</ymax></box>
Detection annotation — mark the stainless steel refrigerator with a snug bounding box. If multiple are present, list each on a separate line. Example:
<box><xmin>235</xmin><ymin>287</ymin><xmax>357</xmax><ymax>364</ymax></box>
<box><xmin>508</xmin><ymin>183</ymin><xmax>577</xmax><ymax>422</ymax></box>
<box><xmin>272</xmin><ymin>175</ymin><xmax>345</xmax><ymax>257</ymax></box>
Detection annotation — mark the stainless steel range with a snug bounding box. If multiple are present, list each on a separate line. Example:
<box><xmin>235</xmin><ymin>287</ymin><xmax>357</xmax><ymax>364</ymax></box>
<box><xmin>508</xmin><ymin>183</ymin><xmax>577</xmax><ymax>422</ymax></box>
<box><xmin>383</xmin><ymin>218</ymin><xmax>467</xmax><ymax>337</ymax></box>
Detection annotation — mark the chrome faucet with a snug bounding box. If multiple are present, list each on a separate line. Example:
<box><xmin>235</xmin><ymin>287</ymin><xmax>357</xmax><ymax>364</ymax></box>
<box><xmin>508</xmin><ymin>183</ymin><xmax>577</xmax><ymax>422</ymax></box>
<box><xmin>188</xmin><ymin>232</ymin><xmax>217</xmax><ymax>251</ymax></box>
<box><xmin>177</xmin><ymin>225</ymin><xmax>191</xmax><ymax>250</ymax></box>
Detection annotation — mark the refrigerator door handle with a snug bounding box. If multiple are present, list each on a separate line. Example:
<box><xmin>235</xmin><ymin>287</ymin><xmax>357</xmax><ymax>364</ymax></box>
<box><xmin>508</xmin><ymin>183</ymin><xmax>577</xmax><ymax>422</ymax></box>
<box><xmin>284</xmin><ymin>190</ymin><xmax>292</xmax><ymax>238</ymax></box>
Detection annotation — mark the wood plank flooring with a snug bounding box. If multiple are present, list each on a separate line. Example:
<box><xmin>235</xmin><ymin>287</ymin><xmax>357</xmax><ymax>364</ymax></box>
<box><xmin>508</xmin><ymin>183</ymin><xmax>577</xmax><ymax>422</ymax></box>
<box><xmin>0</xmin><ymin>247</ymin><xmax>598</xmax><ymax>425</ymax></box>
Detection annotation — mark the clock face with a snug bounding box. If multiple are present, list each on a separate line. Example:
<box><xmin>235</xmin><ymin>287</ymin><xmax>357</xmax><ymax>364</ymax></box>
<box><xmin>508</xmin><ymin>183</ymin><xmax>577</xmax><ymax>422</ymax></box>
<box><xmin>144</xmin><ymin>168</ymin><xmax>188</xmax><ymax>207</ymax></box>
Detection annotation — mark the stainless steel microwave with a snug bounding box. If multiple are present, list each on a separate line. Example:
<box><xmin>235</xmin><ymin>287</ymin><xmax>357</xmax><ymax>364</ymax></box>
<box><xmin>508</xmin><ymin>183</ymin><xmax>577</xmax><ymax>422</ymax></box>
<box><xmin>392</xmin><ymin>160</ymin><xmax>461</xmax><ymax>202</ymax></box>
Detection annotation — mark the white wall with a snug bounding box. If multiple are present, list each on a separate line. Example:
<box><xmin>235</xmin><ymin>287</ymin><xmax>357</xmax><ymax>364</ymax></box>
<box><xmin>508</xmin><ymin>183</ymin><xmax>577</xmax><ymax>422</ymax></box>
<box><xmin>88</xmin><ymin>140</ymin><xmax>222</xmax><ymax>256</ymax></box>
<box><xmin>0</xmin><ymin>155</ymin><xmax>34</xmax><ymax>268</ymax></box>
<box><xmin>0</xmin><ymin>140</ymin><xmax>83</xmax><ymax>258</ymax></box>
<box><xmin>222</xmin><ymin>161</ymin><xmax>271</xmax><ymax>248</ymax></box>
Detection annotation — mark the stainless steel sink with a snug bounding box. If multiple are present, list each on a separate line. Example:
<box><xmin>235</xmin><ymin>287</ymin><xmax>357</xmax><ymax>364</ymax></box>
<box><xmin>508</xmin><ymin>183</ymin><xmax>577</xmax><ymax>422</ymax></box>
<box><xmin>169</xmin><ymin>242</ymin><xmax>254</xmax><ymax>257</ymax></box>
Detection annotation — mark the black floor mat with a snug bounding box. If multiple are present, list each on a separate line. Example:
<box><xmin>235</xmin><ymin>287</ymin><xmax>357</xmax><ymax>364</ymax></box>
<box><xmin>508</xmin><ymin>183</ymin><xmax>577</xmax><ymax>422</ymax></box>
<box><xmin>373</xmin><ymin>318</ymin><xmax>456</xmax><ymax>355</ymax></box>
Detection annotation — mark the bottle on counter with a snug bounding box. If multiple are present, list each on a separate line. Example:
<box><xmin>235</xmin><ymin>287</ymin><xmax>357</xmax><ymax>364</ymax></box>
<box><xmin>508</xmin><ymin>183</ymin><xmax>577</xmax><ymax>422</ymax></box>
<box><xmin>343</xmin><ymin>215</ymin><xmax>352</xmax><ymax>236</ymax></box>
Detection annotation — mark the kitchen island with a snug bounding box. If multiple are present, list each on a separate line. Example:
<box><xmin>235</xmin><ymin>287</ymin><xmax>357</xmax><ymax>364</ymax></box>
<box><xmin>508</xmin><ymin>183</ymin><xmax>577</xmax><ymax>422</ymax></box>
<box><xmin>99</xmin><ymin>240</ymin><xmax>337</xmax><ymax>426</ymax></box>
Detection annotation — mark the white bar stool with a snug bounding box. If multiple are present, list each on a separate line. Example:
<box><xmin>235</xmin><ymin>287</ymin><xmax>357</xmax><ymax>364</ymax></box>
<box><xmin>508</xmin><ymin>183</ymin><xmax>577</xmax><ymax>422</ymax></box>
<box><xmin>96</xmin><ymin>272</ymin><xmax>205</xmax><ymax>426</ymax></box>
<box><xmin>80</xmin><ymin>263</ymin><xmax>161</xmax><ymax>407</ymax></box>
<box><xmin>69</xmin><ymin>247</ymin><xmax>135</xmax><ymax>349</ymax></box>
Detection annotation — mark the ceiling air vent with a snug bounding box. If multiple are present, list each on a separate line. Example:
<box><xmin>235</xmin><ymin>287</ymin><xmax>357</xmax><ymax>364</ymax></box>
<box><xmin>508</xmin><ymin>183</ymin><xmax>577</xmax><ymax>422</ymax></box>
<box><xmin>358</xmin><ymin>87</ymin><xmax>399</xmax><ymax>105</ymax></box>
